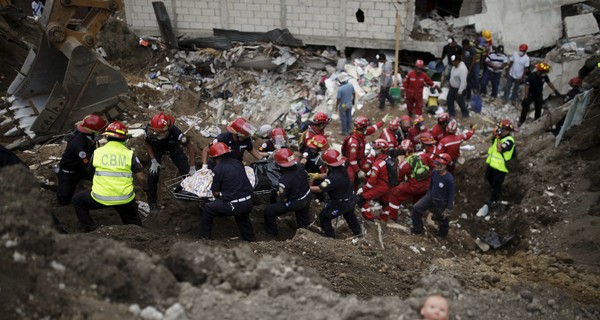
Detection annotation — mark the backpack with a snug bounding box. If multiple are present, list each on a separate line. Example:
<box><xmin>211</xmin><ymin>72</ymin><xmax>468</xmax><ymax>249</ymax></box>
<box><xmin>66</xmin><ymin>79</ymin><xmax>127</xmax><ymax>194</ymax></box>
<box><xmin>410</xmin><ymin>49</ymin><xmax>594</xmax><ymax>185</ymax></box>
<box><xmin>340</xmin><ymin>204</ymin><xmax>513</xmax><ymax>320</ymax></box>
<box><xmin>385</xmin><ymin>157</ymin><xmax>399</xmax><ymax>187</ymax></box>
<box><xmin>406</xmin><ymin>154</ymin><xmax>430</xmax><ymax>181</ymax></box>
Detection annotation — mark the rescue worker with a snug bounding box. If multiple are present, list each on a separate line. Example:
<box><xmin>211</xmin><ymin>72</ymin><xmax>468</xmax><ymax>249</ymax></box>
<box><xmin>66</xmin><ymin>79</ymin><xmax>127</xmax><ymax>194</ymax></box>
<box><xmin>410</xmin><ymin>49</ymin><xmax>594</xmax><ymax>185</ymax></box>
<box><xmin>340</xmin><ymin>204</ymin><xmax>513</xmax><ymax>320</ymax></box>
<box><xmin>411</xmin><ymin>153</ymin><xmax>455</xmax><ymax>238</ymax></box>
<box><xmin>57</xmin><ymin>114</ymin><xmax>108</xmax><ymax>205</ymax></box>
<box><xmin>379</xmin><ymin>117</ymin><xmax>402</xmax><ymax>149</ymax></box>
<box><xmin>310</xmin><ymin>149</ymin><xmax>362</xmax><ymax>238</ymax></box>
<box><xmin>398</xmin><ymin>115</ymin><xmax>412</xmax><ymax>141</ymax></box>
<box><xmin>72</xmin><ymin>121</ymin><xmax>146</xmax><ymax>232</ymax></box>
<box><xmin>408</xmin><ymin>115</ymin><xmax>429</xmax><ymax>151</ymax></box>
<box><xmin>402</xmin><ymin>59</ymin><xmax>437</xmax><ymax>117</ymax></box>
<box><xmin>258</xmin><ymin>127</ymin><xmax>287</xmax><ymax>153</ymax></box>
<box><xmin>299</xmin><ymin>112</ymin><xmax>330</xmax><ymax>153</ymax></box>
<box><xmin>256</xmin><ymin>124</ymin><xmax>274</xmax><ymax>153</ymax></box>
<box><xmin>199</xmin><ymin>142</ymin><xmax>256</xmax><ymax>241</ymax></box>
<box><xmin>435</xmin><ymin>119</ymin><xmax>476</xmax><ymax>173</ymax></box>
<box><xmin>264</xmin><ymin>148</ymin><xmax>312</xmax><ymax>238</ymax></box>
<box><xmin>356</xmin><ymin>139</ymin><xmax>396</xmax><ymax>221</ymax></box>
<box><xmin>301</xmin><ymin>134</ymin><xmax>328</xmax><ymax>180</ymax></box>
<box><xmin>430</xmin><ymin>112</ymin><xmax>450</xmax><ymax>141</ymax></box>
<box><xmin>342</xmin><ymin>115</ymin><xmax>385</xmax><ymax>188</ymax></box>
<box><xmin>378</xmin><ymin>54</ymin><xmax>395</xmax><ymax>110</ymax></box>
<box><xmin>388</xmin><ymin>139</ymin><xmax>433</xmax><ymax>221</ymax></box>
<box><xmin>564</xmin><ymin>76</ymin><xmax>583</xmax><ymax>103</ymax></box>
<box><xmin>485</xmin><ymin>119</ymin><xmax>517</xmax><ymax>207</ymax></box>
<box><xmin>145</xmin><ymin>112</ymin><xmax>196</xmax><ymax>213</ymax></box>
<box><xmin>519</xmin><ymin>62</ymin><xmax>561</xmax><ymax>126</ymax></box>
<box><xmin>201</xmin><ymin>117</ymin><xmax>267</xmax><ymax>166</ymax></box>
<box><xmin>419</xmin><ymin>132</ymin><xmax>439</xmax><ymax>157</ymax></box>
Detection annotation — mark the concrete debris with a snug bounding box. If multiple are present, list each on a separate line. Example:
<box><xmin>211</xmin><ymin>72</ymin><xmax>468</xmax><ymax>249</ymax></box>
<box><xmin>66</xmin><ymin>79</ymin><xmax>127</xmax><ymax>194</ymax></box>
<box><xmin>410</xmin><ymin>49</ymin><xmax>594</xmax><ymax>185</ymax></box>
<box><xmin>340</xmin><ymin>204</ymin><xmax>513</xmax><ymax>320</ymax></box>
<box><xmin>564</xmin><ymin>13</ymin><xmax>599</xmax><ymax>39</ymax></box>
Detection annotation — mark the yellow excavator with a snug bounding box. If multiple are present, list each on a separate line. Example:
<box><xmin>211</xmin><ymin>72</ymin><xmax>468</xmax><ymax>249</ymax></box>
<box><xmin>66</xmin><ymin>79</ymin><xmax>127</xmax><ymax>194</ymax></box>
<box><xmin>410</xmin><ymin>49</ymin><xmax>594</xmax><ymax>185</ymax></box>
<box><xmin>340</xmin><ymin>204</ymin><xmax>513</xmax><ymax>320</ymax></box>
<box><xmin>6</xmin><ymin>0</ymin><xmax>127</xmax><ymax>143</ymax></box>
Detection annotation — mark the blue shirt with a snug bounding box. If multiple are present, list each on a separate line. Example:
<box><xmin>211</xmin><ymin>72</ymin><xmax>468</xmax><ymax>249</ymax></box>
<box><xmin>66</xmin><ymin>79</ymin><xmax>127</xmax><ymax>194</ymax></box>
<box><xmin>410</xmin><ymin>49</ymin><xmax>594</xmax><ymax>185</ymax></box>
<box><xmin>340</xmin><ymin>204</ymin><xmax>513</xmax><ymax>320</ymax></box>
<box><xmin>337</xmin><ymin>83</ymin><xmax>354</xmax><ymax>108</ymax></box>
<box><xmin>211</xmin><ymin>156</ymin><xmax>253</xmax><ymax>201</ymax></box>
<box><xmin>279</xmin><ymin>164</ymin><xmax>310</xmax><ymax>201</ymax></box>
<box><xmin>428</xmin><ymin>170</ymin><xmax>455</xmax><ymax>210</ymax></box>
<box><xmin>320</xmin><ymin>166</ymin><xmax>354</xmax><ymax>200</ymax></box>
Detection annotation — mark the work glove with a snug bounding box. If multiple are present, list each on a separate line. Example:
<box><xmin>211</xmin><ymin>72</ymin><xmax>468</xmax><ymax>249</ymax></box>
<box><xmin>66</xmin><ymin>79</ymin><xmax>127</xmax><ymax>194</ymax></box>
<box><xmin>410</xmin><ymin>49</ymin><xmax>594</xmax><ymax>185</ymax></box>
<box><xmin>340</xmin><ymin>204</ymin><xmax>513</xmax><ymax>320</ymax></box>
<box><xmin>441</xmin><ymin>208</ymin><xmax>452</xmax><ymax>219</ymax></box>
<box><xmin>382</xmin><ymin>113</ymin><xmax>391</xmax><ymax>123</ymax></box>
<box><xmin>308</xmin><ymin>172</ymin><xmax>321</xmax><ymax>180</ymax></box>
<box><xmin>470</xmin><ymin>124</ymin><xmax>477</xmax><ymax>130</ymax></box>
<box><xmin>188</xmin><ymin>166</ymin><xmax>196</xmax><ymax>175</ymax></box>
<box><xmin>357</xmin><ymin>171</ymin><xmax>366</xmax><ymax>180</ymax></box>
<box><xmin>149</xmin><ymin>159</ymin><xmax>161</xmax><ymax>175</ymax></box>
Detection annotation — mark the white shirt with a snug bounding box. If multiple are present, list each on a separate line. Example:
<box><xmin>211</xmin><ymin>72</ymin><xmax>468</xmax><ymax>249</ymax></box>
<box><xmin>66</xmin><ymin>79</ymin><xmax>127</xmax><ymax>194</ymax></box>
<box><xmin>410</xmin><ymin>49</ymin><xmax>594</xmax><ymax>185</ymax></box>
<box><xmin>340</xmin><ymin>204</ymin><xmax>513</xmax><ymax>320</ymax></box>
<box><xmin>450</xmin><ymin>61</ymin><xmax>468</xmax><ymax>93</ymax></box>
<box><xmin>32</xmin><ymin>1</ymin><xmax>44</xmax><ymax>17</ymax></box>
<box><xmin>508</xmin><ymin>52</ymin><xmax>530</xmax><ymax>79</ymax></box>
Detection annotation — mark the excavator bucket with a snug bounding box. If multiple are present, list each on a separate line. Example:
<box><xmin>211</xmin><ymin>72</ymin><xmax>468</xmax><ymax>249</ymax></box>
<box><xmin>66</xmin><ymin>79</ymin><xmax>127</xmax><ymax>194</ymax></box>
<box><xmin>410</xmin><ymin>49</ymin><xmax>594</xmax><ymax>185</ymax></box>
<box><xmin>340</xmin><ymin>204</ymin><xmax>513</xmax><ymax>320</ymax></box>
<box><xmin>4</xmin><ymin>0</ymin><xmax>127</xmax><ymax>142</ymax></box>
<box><xmin>8</xmin><ymin>34</ymin><xmax>127</xmax><ymax>137</ymax></box>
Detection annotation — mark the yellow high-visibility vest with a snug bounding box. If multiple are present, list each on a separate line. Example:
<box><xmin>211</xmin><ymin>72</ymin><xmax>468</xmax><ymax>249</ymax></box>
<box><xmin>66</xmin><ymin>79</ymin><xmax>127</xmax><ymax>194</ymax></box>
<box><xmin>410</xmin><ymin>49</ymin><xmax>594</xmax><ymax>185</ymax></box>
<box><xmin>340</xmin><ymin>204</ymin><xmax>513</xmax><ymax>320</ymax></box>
<box><xmin>486</xmin><ymin>136</ymin><xmax>515</xmax><ymax>173</ymax></box>
<box><xmin>91</xmin><ymin>141</ymin><xmax>135</xmax><ymax>205</ymax></box>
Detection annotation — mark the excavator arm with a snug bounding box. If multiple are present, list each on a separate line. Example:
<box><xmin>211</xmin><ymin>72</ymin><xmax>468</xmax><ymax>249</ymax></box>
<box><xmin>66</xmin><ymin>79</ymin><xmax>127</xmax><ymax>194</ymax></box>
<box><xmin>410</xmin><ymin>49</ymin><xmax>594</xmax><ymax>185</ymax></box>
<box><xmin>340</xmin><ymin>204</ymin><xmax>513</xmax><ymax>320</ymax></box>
<box><xmin>7</xmin><ymin>0</ymin><xmax>127</xmax><ymax>142</ymax></box>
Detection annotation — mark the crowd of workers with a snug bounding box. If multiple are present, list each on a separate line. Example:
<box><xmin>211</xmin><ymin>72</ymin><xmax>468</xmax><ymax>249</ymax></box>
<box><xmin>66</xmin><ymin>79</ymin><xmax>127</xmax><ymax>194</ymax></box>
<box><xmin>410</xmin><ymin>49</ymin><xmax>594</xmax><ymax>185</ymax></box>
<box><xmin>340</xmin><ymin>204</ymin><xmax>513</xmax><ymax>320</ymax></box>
<box><xmin>49</xmin><ymin>29</ymin><xmax>589</xmax><ymax>242</ymax></box>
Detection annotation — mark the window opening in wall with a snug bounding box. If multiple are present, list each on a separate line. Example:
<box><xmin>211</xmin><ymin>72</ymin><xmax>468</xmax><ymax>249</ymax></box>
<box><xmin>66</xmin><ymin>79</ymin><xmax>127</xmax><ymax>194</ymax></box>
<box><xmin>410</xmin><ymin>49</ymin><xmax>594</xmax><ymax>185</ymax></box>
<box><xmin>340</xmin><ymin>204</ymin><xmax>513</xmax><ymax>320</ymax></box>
<box><xmin>417</xmin><ymin>0</ymin><xmax>483</xmax><ymax>19</ymax></box>
<box><xmin>356</xmin><ymin>8</ymin><xmax>365</xmax><ymax>23</ymax></box>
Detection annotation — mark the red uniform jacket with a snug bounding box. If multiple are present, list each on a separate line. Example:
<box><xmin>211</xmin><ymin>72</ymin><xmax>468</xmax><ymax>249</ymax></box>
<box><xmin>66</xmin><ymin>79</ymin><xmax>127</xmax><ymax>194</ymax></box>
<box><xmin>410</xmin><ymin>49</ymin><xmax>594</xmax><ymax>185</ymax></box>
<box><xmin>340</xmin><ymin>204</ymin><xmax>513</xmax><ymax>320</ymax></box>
<box><xmin>402</xmin><ymin>70</ymin><xmax>434</xmax><ymax>98</ymax></box>
<box><xmin>430</xmin><ymin>124</ymin><xmax>446</xmax><ymax>141</ymax></box>
<box><xmin>343</xmin><ymin>121</ymin><xmax>383</xmax><ymax>172</ymax></box>
<box><xmin>436</xmin><ymin>129</ymin><xmax>475</xmax><ymax>161</ymax></box>
<box><xmin>364</xmin><ymin>153</ymin><xmax>389</xmax><ymax>190</ymax></box>
<box><xmin>408</xmin><ymin>126</ymin><xmax>429</xmax><ymax>146</ymax></box>
<box><xmin>379</xmin><ymin>127</ymin><xmax>401</xmax><ymax>148</ymax></box>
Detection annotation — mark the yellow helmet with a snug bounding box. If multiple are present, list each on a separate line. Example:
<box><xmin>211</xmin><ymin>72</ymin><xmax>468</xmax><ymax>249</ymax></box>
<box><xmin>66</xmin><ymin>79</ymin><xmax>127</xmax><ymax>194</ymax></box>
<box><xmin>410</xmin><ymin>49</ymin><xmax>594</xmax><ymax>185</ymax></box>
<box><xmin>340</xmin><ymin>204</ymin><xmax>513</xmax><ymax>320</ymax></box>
<box><xmin>535</xmin><ymin>62</ymin><xmax>551</xmax><ymax>73</ymax></box>
<box><xmin>482</xmin><ymin>29</ymin><xmax>492</xmax><ymax>41</ymax></box>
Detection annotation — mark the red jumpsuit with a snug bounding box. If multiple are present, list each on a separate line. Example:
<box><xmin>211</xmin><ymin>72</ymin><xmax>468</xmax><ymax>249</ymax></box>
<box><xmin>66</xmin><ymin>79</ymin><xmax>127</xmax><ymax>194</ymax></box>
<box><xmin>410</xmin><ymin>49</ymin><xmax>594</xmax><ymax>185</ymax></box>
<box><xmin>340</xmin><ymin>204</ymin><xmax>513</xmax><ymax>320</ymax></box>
<box><xmin>343</xmin><ymin>121</ymin><xmax>383</xmax><ymax>186</ymax></box>
<box><xmin>388</xmin><ymin>152</ymin><xmax>433</xmax><ymax>220</ymax></box>
<box><xmin>360</xmin><ymin>153</ymin><xmax>395</xmax><ymax>221</ymax></box>
<box><xmin>402</xmin><ymin>70</ymin><xmax>434</xmax><ymax>116</ymax></box>
<box><xmin>299</xmin><ymin>125</ymin><xmax>324</xmax><ymax>152</ymax></box>
<box><xmin>408</xmin><ymin>126</ymin><xmax>429</xmax><ymax>151</ymax></box>
<box><xmin>435</xmin><ymin>129</ymin><xmax>475</xmax><ymax>174</ymax></box>
<box><xmin>379</xmin><ymin>127</ymin><xmax>401</xmax><ymax>149</ymax></box>
<box><xmin>430</xmin><ymin>124</ymin><xmax>447</xmax><ymax>141</ymax></box>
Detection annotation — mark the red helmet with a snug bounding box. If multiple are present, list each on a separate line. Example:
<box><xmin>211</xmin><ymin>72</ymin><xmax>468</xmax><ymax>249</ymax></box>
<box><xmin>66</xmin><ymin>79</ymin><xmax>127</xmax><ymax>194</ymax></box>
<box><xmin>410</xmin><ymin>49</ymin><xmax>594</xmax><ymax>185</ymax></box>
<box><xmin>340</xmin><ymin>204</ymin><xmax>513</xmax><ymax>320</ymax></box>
<box><xmin>399</xmin><ymin>139</ymin><xmax>414</xmax><ymax>154</ymax></box>
<box><xmin>568</xmin><ymin>77</ymin><xmax>582</xmax><ymax>86</ymax></box>
<box><xmin>312</xmin><ymin>112</ymin><xmax>331</xmax><ymax>125</ymax></box>
<box><xmin>227</xmin><ymin>118</ymin><xmax>257</xmax><ymax>137</ymax></box>
<box><xmin>518</xmin><ymin>43</ymin><xmax>528</xmax><ymax>52</ymax></box>
<box><xmin>413</xmin><ymin>115</ymin><xmax>425</xmax><ymax>125</ymax></box>
<box><xmin>102</xmin><ymin>121</ymin><xmax>128</xmax><ymax>140</ymax></box>
<box><xmin>535</xmin><ymin>62</ymin><xmax>551</xmax><ymax>73</ymax></box>
<box><xmin>400</xmin><ymin>115</ymin><xmax>411</xmax><ymax>128</ymax></box>
<box><xmin>271</xmin><ymin>127</ymin><xmax>287</xmax><ymax>146</ymax></box>
<box><xmin>76</xmin><ymin>114</ymin><xmax>108</xmax><ymax>134</ymax></box>
<box><xmin>208</xmin><ymin>142</ymin><xmax>231</xmax><ymax>158</ymax></box>
<box><xmin>419</xmin><ymin>132</ymin><xmax>436</xmax><ymax>145</ymax></box>
<box><xmin>498</xmin><ymin>119</ymin><xmax>517</xmax><ymax>132</ymax></box>
<box><xmin>322</xmin><ymin>149</ymin><xmax>346</xmax><ymax>167</ymax></box>
<box><xmin>354</xmin><ymin>115</ymin><xmax>369</xmax><ymax>129</ymax></box>
<box><xmin>437</xmin><ymin>112</ymin><xmax>450</xmax><ymax>124</ymax></box>
<box><xmin>373</xmin><ymin>139</ymin><xmax>389</xmax><ymax>150</ymax></box>
<box><xmin>306</xmin><ymin>135</ymin><xmax>329</xmax><ymax>150</ymax></box>
<box><xmin>435</xmin><ymin>153</ymin><xmax>452</xmax><ymax>165</ymax></box>
<box><xmin>274</xmin><ymin>148</ymin><xmax>297</xmax><ymax>167</ymax></box>
<box><xmin>388</xmin><ymin>117</ymin><xmax>400</xmax><ymax>131</ymax></box>
<box><xmin>415</xmin><ymin>59</ymin><xmax>425</xmax><ymax>68</ymax></box>
<box><xmin>446</xmin><ymin>119</ymin><xmax>458</xmax><ymax>134</ymax></box>
<box><xmin>150</xmin><ymin>113</ymin><xmax>175</xmax><ymax>132</ymax></box>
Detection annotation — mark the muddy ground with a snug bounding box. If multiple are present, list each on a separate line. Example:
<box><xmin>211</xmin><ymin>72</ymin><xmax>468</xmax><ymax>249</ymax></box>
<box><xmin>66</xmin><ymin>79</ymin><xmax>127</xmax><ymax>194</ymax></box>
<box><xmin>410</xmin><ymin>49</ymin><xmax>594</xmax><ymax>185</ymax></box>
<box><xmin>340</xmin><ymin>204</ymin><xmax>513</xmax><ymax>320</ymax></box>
<box><xmin>1</xmin><ymin>13</ymin><xmax>600</xmax><ymax>320</ymax></box>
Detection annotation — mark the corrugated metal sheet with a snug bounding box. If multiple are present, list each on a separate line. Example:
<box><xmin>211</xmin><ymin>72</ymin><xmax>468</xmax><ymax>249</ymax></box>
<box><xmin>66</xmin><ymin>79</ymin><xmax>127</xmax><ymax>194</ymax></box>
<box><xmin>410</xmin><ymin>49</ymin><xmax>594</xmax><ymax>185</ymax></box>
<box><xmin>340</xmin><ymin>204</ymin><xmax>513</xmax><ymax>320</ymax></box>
<box><xmin>213</xmin><ymin>28</ymin><xmax>304</xmax><ymax>47</ymax></box>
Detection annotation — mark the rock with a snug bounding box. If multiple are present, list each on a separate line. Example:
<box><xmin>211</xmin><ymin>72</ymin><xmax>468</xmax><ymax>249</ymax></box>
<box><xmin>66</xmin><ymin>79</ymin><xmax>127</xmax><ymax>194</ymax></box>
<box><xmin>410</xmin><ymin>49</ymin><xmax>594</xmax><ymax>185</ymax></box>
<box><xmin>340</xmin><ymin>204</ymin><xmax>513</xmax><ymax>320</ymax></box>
<box><xmin>554</xmin><ymin>252</ymin><xmax>574</xmax><ymax>264</ymax></box>
<box><xmin>129</xmin><ymin>304</ymin><xmax>141</xmax><ymax>316</ymax></box>
<box><xmin>140</xmin><ymin>306</ymin><xmax>163</xmax><ymax>320</ymax></box>
<box><xmin>164</xmin><ymin>303</ymin><xmax>188</xmax><ymax>320</ymax></box>
<box><xmin>520</xmin><ymin>289</ymin><xmax>534</xmax><ymax>302</ymax></box>
<box><xmin>548</xmin><ymin>299</ymin><xmax>556</xmax><ymax>307</ymax></box>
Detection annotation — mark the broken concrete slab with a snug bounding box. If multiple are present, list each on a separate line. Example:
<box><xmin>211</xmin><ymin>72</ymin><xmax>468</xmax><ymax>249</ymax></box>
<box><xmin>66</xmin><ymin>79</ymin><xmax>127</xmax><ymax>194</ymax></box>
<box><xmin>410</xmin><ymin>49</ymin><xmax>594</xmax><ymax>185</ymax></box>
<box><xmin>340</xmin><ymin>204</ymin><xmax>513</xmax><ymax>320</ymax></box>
<box><xmin>564</xmin><ymin>13</ymin><xmax>599</xmax><ymax>38</ymax></box>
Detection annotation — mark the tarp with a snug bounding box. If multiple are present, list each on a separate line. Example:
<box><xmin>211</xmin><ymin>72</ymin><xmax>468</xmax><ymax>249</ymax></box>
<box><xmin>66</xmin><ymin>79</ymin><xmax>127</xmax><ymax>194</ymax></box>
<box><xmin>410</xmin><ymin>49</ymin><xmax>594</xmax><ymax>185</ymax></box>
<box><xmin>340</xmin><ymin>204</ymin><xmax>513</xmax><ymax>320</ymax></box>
<box><xmin>178</xmin><ymin>36</ymin><xmax>232</xmax><ymax>50</ymax></box>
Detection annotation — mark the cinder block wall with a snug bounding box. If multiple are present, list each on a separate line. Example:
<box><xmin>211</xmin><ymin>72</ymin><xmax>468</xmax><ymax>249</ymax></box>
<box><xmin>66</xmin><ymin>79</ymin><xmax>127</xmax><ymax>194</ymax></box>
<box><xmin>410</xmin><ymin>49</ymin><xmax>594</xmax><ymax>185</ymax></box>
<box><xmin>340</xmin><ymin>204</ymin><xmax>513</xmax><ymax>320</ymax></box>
<box><xmin>125</xmin><ymin>0</ymin><xmax>415</xmax><ymax>50</ymax></box>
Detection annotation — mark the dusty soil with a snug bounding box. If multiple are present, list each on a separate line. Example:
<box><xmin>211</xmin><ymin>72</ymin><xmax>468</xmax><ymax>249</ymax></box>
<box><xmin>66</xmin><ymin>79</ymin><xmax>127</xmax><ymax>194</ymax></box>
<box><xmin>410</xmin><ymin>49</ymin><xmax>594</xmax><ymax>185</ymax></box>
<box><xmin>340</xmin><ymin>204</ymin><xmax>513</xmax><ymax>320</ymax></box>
<box><xmin>1</xmin><ymin>12</ymin><xmax>600</xmax><ymax>320</ymax></box>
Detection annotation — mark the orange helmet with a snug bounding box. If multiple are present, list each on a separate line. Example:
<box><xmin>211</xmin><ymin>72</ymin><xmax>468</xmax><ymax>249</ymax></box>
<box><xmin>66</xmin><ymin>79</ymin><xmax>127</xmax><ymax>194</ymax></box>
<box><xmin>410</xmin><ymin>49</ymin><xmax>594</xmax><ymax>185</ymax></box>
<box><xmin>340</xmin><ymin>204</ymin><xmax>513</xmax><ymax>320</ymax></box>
<box><xmin>535</xmin><ymin>62</ymin><xmax>551</xmax><ymax>73</ymax></box>
<box><xmin>400</xmin><ymin>115</ymin><xmax>411</xmax><ymax>128</ymax></box>
<box><xmin>150</xmin><ymin>113</ymin><xmax>174</xmax><ymax>131</ymax></box>
<box><xmin>435</xmin><ymin>153</ymin><xmax>452</xmax><ymax>165</ymax></box>
<box><xmin>518</xmin><ymin>43</ymin><xmax>528</xmax><ymax>52</ymax></box>
<box><xmin>482</xmin><ymin>29</ymin><xmax>492</xmax><ymax>41</ymax></box>
<box><xmin>322</xmin><ymin>149</ymin><xmax>346</xmax><ymax>167</ymax></box>
<box><xmin>388</xmin><ymin>117</ymin><xmax>400</xmax><ymax>131</ymax></box>
<box><xmin>568</xmin><ymin>77</ymin><xmax>582</xmax><ymax>86</ymax></box>
<box><xmin>373</xmin><ymin>139</ymin><xmax>389</xmax><ymax>150</ymax></box>
<box><xmin>446</xmin><ymin>119</ymin><xmax>458</xmax><ymax>134</ymax></box>
<box><xmin>413</xmin><ymin>115</ymin><xmax>425</xmax><ymax>125</ymax></box>
<box><xmin>399</xmin><ymin>139</ymin><xmax>414</xmax><ymax>154</ymax></box>
<box><xmin>76</xmin><ymin>114</ymin><xmax>108</xmax><ymax>134</ymax></box>
<box><xmin>306</xmin><ymin>135</ymin><xmax>329</xmax><ymax>150</ymax></box>
<box><xmin>227</xmin><ymin>118</ymin><xmax>257</xmax><ymax>137</ymax></box>
<box><xmin>312</xmin><ymin>112</ymin><xmax>331</xmax><ymax>125</ymax></box>
<box><xmin>498</xmin><ymin>119</ymin><xmax>517</xmax><ymax>132</ymax></box>
<box><xmin>274</xmin><ymin>148</ymin><xmax>297</xmax><ymax>167</ymax></box>
<box><xmin>419</xmin><ymin>132</ymin><xmax>436</xmax><ymax>145</ymax></box>
<box><xmin>415</xmin><ymin>59</ymin><xmax>425</xmax><ymax>68</ymax></box>
<box><xmin>354</xmin><ymin>115</ymin><xmax>369</xmax><ymax>129</ymax></box>
<box><xmin>208</xmin><ymin>142</ymin><xmax>231</xmax><ymax>158</ymax></box>
<box><xmin>102</xmin><ymin>121</ymin><xmax>128</xmax><ymax>140</ymax></box>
